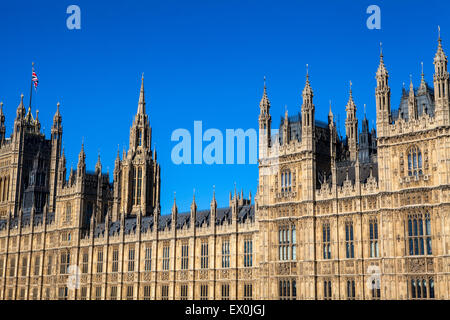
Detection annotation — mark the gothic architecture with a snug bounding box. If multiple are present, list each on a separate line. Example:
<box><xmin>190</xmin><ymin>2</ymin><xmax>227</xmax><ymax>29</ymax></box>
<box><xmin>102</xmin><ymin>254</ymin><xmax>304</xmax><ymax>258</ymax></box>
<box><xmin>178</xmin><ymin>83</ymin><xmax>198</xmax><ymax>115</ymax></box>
<box><xmin>0</xmin><ymin>36</ymin><xmax>449</xmax><ymax>300</ymax></box>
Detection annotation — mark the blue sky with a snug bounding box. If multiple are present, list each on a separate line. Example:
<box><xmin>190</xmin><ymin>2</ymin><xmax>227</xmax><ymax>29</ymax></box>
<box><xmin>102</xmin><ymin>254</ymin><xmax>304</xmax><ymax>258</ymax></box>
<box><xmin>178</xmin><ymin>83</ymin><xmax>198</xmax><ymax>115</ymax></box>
<box><xmin>0</xmin><ymin>0</ymin><xmax>448</xmax><ymax>214</ymax></box>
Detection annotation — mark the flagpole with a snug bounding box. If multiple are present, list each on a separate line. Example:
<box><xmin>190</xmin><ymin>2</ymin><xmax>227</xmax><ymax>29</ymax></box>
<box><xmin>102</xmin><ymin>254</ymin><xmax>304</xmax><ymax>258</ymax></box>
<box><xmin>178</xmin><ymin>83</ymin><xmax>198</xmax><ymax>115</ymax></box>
<box><xmin>29</xmin><ymin>62</ymin><xmax>34</xmax><ymax>109</ymax></box>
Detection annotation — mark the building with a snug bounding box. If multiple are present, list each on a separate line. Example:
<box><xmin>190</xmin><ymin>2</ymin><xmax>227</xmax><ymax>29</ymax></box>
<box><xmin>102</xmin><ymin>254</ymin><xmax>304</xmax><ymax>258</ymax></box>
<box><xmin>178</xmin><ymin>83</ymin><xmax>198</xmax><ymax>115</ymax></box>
<box><xmin>0</xmin><ymin>36</ymin><xmax>449</xmax><ymax>300</ymax></box>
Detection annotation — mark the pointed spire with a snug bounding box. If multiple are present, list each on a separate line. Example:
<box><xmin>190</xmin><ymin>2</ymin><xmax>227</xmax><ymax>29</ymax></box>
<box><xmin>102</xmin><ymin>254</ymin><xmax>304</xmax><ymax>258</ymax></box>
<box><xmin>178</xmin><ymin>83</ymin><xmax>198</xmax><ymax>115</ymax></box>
<box><xmin>172</xmin><ymin>192</ymin><xmax>178</xmax><ymax>214</ymax></box>
<box><xmin>409</xmin><ymin>74</ymin><xmax>415</xmax><ymax>95</ymax></box>
<box><xmin>259</xmin><ymin>75</ymin><xmax>270</xmax><ymax>111</ymax></box>
<box><xmin>377</xmin><ymin>42</ymin><xmax>388</xmax><ymax>77</ymax></box>
<box><xmin>0</xmin><ymin>101</ymin><xmax>5</xmax><ymax>124</ymax></box>
<box><xmin>190</xmin><ymin>188</ymin><xmax>197</xmax><ymax>212</ymax></box>
<box><xmin>137</xmin><ymin>73</ymin><xmax>146</xmax><ymax>114</ymax></box>
<box><xmin>17</xmin><ymin>93</ymin><xmax>25</xmax><ymax>118</ymax></box>
<box><xmin>78</xmin><ymin>139</ymin><xmax>86</xmax><ymax>164</ymax></box>
<box><xmin>328</xmin><ymin>100</ymin><xmax>334</xmax><ymax>124</ymax></box>
<box><xmin>95</xmin><ymin>151</ymin><xmax>102</xmax><ymax>173</ymax></box>
<box><xmin>302</xmin><ymin>64</ymin><xmax>313</xmax><ymax>96</ymax></box>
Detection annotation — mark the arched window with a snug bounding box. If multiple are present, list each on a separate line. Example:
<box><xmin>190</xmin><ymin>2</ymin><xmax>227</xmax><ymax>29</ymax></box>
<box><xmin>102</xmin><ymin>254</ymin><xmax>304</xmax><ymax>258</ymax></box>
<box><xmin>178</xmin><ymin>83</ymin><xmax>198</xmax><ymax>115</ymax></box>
<box><xmin>136</xmin><ymin>167</ymin><xmax>142</xmax><ymax>205</ymax></box>
<box><xmin>408</xmin><ymin>146</ymin><xmax>423</xmax><ymax>177</ymax></box>
<box><xmin>407</xmin><ymin>213</ymin><xmax>432</xmax><ymax>256</ymax></box>
<box><xmin>138</xmin><ymin>130</ymin><xmax>142</xmax><ymax>147</ymax></box>
<box><xmin>65</xmin><ymin>203</ymin><xmax>71</xmax><ymax>224</ymax></box>
<box><xmin>281</xmin><ymin>170</ymin><xmax>292</xmax><ymax>193</ymax></box>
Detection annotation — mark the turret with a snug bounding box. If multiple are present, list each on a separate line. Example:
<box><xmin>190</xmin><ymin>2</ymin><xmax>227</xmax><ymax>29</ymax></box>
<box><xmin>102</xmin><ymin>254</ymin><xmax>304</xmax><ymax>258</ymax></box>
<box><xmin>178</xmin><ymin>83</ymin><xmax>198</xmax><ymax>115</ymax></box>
<box><xmin>345</xmin><ymin>81</ymin><xmax>358</xmax><ymax>161</ymax></box>
<box><xmin>375</xmin><ymin>43</ymin><xmax>392</xmax><ymax>137</ymax></box>
<box><xmin>0</xmin><ymin>102</ymin><xmax>5</xmax><ymax>144</ymax></box>
<box><xmin>408</xmin><ymin>76</ymin><xmax>418</xmax><ymax>121</ymax></box>
<box><xmin>258</xmin><ymin>77</ymin><xmax>271</xmax><ymax>159</ymax></box>
<box><xmin>433</xmin><ymin>27</ymin><xmax>450</xmax><ymax>125</ymax></box>
<box><xmin>301</xmin><ymin>65</ymin><xmax>315</xmax><ymax>150</ymax></box>
<box><xmin>49</xmin><ymin>102</ymin><xmax>63</xmax><ymax>211</ymax></box>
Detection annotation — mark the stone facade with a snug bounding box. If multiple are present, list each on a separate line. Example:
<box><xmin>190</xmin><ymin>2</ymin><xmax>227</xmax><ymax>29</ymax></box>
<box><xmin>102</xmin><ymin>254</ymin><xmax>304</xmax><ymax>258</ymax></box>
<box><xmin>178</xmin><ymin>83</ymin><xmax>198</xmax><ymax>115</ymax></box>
<box><xmin>0</xmin><ymin>38</ymin><xmax>449</xmax><ymax>300</ymax></box>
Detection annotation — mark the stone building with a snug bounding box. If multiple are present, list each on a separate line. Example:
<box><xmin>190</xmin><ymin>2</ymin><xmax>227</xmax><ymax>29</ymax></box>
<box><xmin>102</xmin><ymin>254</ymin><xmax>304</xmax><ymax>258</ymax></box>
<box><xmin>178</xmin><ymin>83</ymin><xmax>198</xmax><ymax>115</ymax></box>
<box><xmin>0</xmin><ymin>36</ymin><xmax>449</xmax><ymax>300</ymax></box>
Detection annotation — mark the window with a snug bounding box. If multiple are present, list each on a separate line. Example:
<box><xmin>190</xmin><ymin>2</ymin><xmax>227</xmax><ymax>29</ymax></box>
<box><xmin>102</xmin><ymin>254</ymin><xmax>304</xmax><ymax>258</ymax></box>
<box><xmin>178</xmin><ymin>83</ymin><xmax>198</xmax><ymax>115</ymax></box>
<box><xmin>19</xmin><ymin>288</ymin><xmax>25</xmax><ymax>300</ymax></box>
<box><xmin>161</xmin><ymin>285</ymin><xmax>169</xmax><ymax>300</ymax></box>
<box><xmin>126</xmin><ymin>286</ymin><xmax>134</xmax><ymax>300</ymax></box>
<box><xmin>222</xmin><ymin>240</ymin><xmax>230</xmax><ymax>268</ymax></box>
<box><xmin>128</xmin><ymin>247</ymin><xmax>135</xmax><ymax>272</ymax></box>
<box><xmin>322</xmin><ymin>223</ymin><xmax>331</xmax><ymax>259</ymax></box>
<box><xmin>200</xmin><ymin>285</ymin><xmax>208</xmax><ymax>300</ymax></box>
<box><xmin>371</xmin><ymin>279</ymin><xmax>380</xmax><ymax>300</ymax></box>
<box><xmin>58</xmin><ymin>286</ymin><xmax>68</xmax><ymax>300</ymax></box>
<box><xmin>279</xmin><ymin>224</ymin><xmax>296</xmax><ymax>261</ymax></box>
<box><xmin>110</xmin><ymin>286</ymin><xmax>117</xmax><ymax>300</ymax></box>
<box><xmin>9</xmin><ymin>257</ymin><xmax>16</xmax><ymax>277</ymax></box>
<box><xmin>136</xmin><ymin>168</ymin><xmax>142</xmax><ymax>205</ymax></box>
<box><xmin>346</xmin><ymin>280</ymin><xmax>355</xmax><ymax>300</ymax></box>
<box><xmin>95</xmin><ymin>286</ymin><xmax>102</xmax><ymax>300</ymax></box>
<box><xmin>47</xmin><ymin>255</ymin><xmax>52</xmax><ymax>275</ymax></box>
<box><xmin>408</xmin><ymin>213</ymin><xmax>432</xmax><ymax>255</ymax></box>
<box><xmin>60</xmin><ymin>252</ymin><xmax>70</xmax><ymax>274</ymax></box>
<box><xmin>65</xmin><ymin>203</ymin><xmax>72</xmax><ymax>224</ymax></box>
<box><xmin>82</xmin><ymin>253</ymin><xmax>89</xmax><ymax>274</ymax></box>
<box><xmin>201</xmin><ymin>240</ymin><xmax>208</xmax><ymax>269</ymax></box>
<box><xmin>180</xmin><ymin>284</ymin><xmax>188</xmax><ymax>300</ymax></box>
<box><xmin>345</xmin><ymin>222</ymin><xmax>354</xmax><ymax>258</ymax></box>
<box><xmin>138</xmin><ymin>130</ymin><xmax>142</xmax><ymax>147</ymax></box>
<box><xmin>369</xmin><ymin>219</ymin><xmax>379</xmax><ymax>258</ymax></box>
<box><xmin>244</xmin><ymin>239</ymin><xmax>253</xmax><ymax>267</ymax></box>
<box><xmin>21</xmin><ymin>257</ymin><xmax>27</xmax><ymax>276</ymax></box>
<box><xmin>96</xmin><ymin>250</ymin><xmax>103</xmax><ymax>273</ymax></box>
<box><xmin>112</xmin><ymin>248</ymin><xmax>119</xmax><ymax>272</ymax></box>
<box><xmin>222</xmin><ymin>284</ymin><xmax>230</xmax><ymax>300</ymax></box>
<box><xmin>324</xmin><ymin>280</ymin><xmax>332</xmax><ymax>300</ymax></box>
<box><xmin>81</xmin><ymin>287</ymin><xmax>87</xmax><ymax>300</ymax></box>
<box><xmin>34</xmin><ymin>256</ymin><xmax>40</xmax><ymax>276</ymax></box>
<box><xmin>281</xmin><ymin>170</ymin><xmax>292</xmax><ymax>193</ymax></box>
<box><xmin>162</xmin><ymin>245</ymin><xmax>170</xmax><ymax>271</ymax></box>
<box><xmin>410</xmin><ymin>277</ymin><xmax>435</xmax><ymax>299</ymax></box>
<box><xmin>244</xmin><ymin>284</ymin><xmax>252</xmax><ymax>300</ymax></box>
<box><xmin>144</xmin><ymin>286</ymin><xmax>151</xmax><ymax>300</ymax></box>
<box><xmin>408</xmin><ymin>146</ymin><xmax>423</xmax><ymax>177</ymax></box>
<box><xmin>181</xmin><ymin>243</ymin><xmax>188</xmax><ymax>270</ymax></box>
<box><xmin>144</xmin><ymin>247</ymin><xmax>152</xmax><ymax>271</ymax></box>
<box><xmin>32</xmin><ymin>288</ymin><xmax>38</xmax><ymax>300</ymax></box>
<box><xmin>279</xmin><ymin>279</ymin><xmax>296</xmax><ymax>300</ymax></box>
<box><xmin>0</xmin><ymin>258</ymin><xmax>3</xmax><ymax>278</ymax></box>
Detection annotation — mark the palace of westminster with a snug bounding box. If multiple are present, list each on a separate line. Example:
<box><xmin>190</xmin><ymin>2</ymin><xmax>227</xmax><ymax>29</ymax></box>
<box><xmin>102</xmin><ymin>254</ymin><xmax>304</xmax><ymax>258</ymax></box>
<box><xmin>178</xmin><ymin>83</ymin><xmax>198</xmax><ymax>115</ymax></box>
<box><xmin>0</xmin><ymin>35</ymin><xmax>450</xmax><ymax>301</ymax></box>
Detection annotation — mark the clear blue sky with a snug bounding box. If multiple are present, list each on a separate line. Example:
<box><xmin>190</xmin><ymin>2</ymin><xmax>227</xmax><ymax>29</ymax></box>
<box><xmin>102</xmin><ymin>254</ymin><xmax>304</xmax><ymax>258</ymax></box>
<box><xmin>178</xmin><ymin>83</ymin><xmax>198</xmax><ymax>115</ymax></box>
<box><xmin>0</xmin><ymin>0</ymin><xmax>448</xmax><ymax>214</ymax></box>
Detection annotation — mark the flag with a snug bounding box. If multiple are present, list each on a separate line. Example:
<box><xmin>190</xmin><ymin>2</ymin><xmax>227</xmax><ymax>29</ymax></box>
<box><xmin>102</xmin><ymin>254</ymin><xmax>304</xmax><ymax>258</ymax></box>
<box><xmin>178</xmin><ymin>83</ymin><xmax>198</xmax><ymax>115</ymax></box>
<box><xmin>32</xmin><ymin>68</ymin><xmax>38</xmax><ymax>90</ymax></box>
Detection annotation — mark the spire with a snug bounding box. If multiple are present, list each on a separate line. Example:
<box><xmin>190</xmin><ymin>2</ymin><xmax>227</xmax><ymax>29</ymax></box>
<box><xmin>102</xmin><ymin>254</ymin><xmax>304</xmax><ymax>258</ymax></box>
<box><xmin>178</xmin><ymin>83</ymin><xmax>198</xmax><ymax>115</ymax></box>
<box><xmin>0</xmin><ymin>101</ymin><xmax>5</xmax><ymax>124</ymax></box>
<box><xmin>137</xmin><ymin>73</ymin><xmax>146</xmax><ymax>115</ymax></box>
<box><xmin>95</xmin><ymin>151</ymin><xmax>102</xmax><ymax>173</ymax></box>
<box><xmin>328</xmin><ymin>100</ymin><xmax>334</xmax><ymax>124</ymax></box>
<box><xmin>78</xmin><ymin>139</ymin><xmax>86</xmax><ymax>165</ymax></box>
<box><xmin>377</xmin><ymin>42</ymin><xmax>388</xmax><ymax>77</ymax></box>
<box><xmin>16</xmin><ymin>93</ymin><xmax>25</xmax><ymax>118</ymax></box>
<box><xmin>190</xmin><ymin>188</ymin><xmax>197</xmax><ymax>212</ymax></box>
<box><xmin>53</xmin><ymin>102</ymin><xmax>62</xmax><ymax>127</ymax></box>
<box><xmin>302</xmin><ymin>64</ymin><xmax>313</xmax><ymax>96</ymax></box>
<box><xmin>259</xmin><ymin>76</ymin><xmax>270</xmax><ymax>112</ymax></box>
<box><xmin>172</xmin><ymin>192</ymin><xmax>178</xmax><ymax>214</ymax></box>
<box><xmin>435</xmin><ymin>26</ymin><xmax>446</xmax><ymax>62</ymax></box>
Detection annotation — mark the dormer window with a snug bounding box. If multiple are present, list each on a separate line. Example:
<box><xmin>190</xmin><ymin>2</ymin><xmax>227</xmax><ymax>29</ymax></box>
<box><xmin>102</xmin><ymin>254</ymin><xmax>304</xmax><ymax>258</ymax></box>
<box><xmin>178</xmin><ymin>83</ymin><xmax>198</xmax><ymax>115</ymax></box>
<box><xmin>408</xmin><ymin>146</ymin><xmax>423</xmax><ymax>177</ymax></box>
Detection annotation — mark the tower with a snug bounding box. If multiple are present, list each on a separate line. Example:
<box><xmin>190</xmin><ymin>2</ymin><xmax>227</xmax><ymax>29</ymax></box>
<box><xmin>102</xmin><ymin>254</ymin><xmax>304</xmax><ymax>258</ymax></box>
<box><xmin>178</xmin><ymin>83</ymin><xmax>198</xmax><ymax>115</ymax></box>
<box><xmin>120</xmin><ymin>74</ymin><xmax>160</xmax><ymax>216</ymax></box>
<box><xmin>408</xmin><ymin>77</ymin><xmax>418</xmax><ymax>121</ymax></box>
<box><xmin>433</xmin><ymin>29</ymin><xmax>450</xmax><ymax>125</ymax></box>
<box><xmin>301</xmin><ymin>66</ymin><xmax>315</xmax><ymax>151</ymax></box>
<box><xmin>48</xmin><ymin>102</ymin><xmax>62</xmax><ymax>212</ymax></box>
<box><xmin>345</xmin><ymin>82</ymin><xmax>358</xmax><ymax>161</ymax></box>
<box><xmin>0</xmin><ymin>102</ymin><xmax>5</xmax><ymax>145</ymax></box>
<box><xmin>375</xmin><ymin>44</ymin><xmax>391</xmax><ymax>137</ymax></box>
<box><xmin>258</xmin><ymin>77</ymin><xmax>271</xmax><ymax>159</ymax></box>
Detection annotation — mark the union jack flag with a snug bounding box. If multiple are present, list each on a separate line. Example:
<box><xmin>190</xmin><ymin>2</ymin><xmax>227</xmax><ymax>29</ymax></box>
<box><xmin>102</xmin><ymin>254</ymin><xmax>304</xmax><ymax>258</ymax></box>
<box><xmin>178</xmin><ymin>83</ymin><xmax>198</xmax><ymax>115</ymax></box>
<box><xmin>32</xmin><ymin>68</ymin><xmax>38</xmax><ymax>90</ymax></box>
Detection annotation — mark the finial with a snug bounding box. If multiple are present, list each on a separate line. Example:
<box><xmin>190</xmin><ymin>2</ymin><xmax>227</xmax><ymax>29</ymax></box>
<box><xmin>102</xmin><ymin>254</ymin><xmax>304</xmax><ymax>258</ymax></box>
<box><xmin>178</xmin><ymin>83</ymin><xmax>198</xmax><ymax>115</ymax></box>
<box><xmin>438</xmin><ymin>25</ymin><xmax>441</xmax><ymax>42</ymax></box>
<box><xmin>306</xmin><ymin>63</ymin><xmax>309</xmax><ymax>80</ymax></box>
<box><xmin>141</xmin><ymin>72</ymin><xmax>144</xmax><ymax>80</ymax></box>
<box><xmin>349</xmin><ymin>80</ymin><xmax>353</xmax><ymax>96</ymax></box>
<box><xmin>380</xmin><ymin>42</ymin><xmax>383</xmax><ymax>58</ymax></box>
<box><xmin>263</xmin><ymin>75</ymin><xmax>266</xmax><ymax>89</ymax></box>
<box><xmin>32</xmin><ymin>61</ymin><xmax>35</xmax><ymax>67</ymax></box>
<box><xmin>364</xmin><ymin>103</ymin><xmax>366</xmax><ymax>116</ymax></box>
